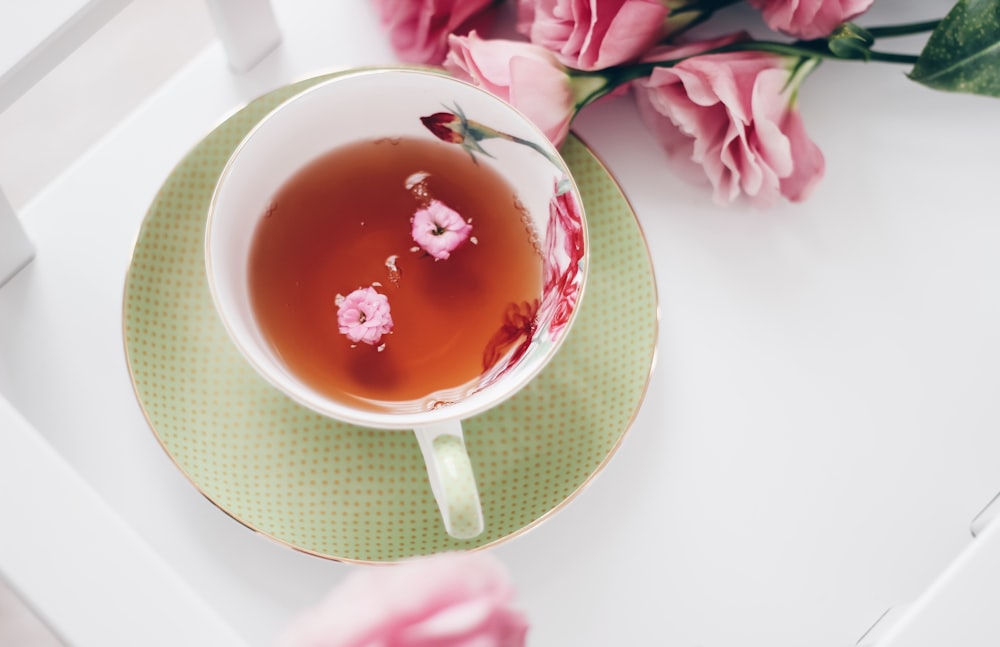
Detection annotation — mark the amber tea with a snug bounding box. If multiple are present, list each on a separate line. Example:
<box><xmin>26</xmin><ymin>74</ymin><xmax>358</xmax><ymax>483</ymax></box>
<box><xmin>247</xmin><ymin>136</ymin><xmax>543</xmax><ymax>412</ymax></box>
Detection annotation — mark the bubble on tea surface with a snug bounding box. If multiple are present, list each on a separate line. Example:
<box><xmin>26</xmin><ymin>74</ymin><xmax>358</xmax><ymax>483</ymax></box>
<box><xmin>385</xmin><ymin>255</ymin><xmax>401</xmax><ymax>287</ymax></box>
<box><xmin>405</xmin><ymin>171</ymin><xmax>432</xmax><ymax>207</ymax></box>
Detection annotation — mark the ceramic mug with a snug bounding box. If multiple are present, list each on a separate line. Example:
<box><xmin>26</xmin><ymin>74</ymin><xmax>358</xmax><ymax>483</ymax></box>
<box><xmin>205</xmin><ymin>68</ymin><xmax>587</xmax><ymax>539</ymax></box>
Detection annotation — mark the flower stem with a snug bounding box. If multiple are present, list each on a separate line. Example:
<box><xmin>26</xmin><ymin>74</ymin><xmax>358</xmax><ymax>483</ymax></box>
<box><xmin>567</xmin><ymin>31</ymin><xmax>920</xmax><ymax>115</ymax></box>
<box><xmin>865</xmin><ymin>50</ymin><xmax>920</xmax><ymax>64</ymax></box>
<box><xmin>680</xmin><ymin>39</ymin><xmax>919</xmax><ymax>65</ymax></box>
<box><xmin>665</xmin><ymin>0</ymin><xmax>743</xmax><ymax>37</ymax></box>
<box><xmin>866</xmin><ymin>19</ymin><xmax>941</xmax><ymax>38</ymax></box>
<box><xmin>495</xmin><ymin>131</ymin><xmax>566</xmax><ymax>169</ymax></box>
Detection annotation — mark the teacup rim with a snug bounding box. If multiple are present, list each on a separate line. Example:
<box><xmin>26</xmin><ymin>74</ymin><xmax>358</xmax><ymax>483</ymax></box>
<box><xmin>205</xmin><ymin>66</ymin><xmax>590</xmax><ymax>429</ymax></box>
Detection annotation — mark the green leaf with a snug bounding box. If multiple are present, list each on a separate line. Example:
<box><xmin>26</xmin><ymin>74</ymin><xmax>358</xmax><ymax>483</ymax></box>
<box><xmin>909</xmin><ymin>0</ymin><xmax>1000</xmax><ymax>97</ymax></box>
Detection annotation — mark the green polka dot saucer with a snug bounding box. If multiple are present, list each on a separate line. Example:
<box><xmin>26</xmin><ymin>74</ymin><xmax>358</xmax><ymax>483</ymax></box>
<box><xmin>123</xmin><ymin>72</ymin><xmax>658</xmax><ymax>563</ymax></box>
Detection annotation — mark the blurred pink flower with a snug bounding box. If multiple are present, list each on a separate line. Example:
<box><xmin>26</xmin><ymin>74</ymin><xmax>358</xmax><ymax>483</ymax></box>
<box><xmin>276</xmin><ymin>552</ymin><xmax>528</xmax><ymax>647</ymax></box>
<box><xmin>372</xmin><ymin>0</ymin><xmax>497</xmax><ymax>64</ymax></box>
<box><xmin>515</xmin><ymin>0</ymin><xmax>669</xmax><ymax>70</ymax></box>
<box><xmin>412</xmin><ymin>199</ymin><xmax>473</xmax><ymax>260</ymax></box>
<box><xmin>634</xmin><ymin>43</ymin><xmax>825</xmax><ymax>205</ymax></box>
<box><xmin>444</xmin><ymin>31</ymin><xmax>576</xmax><ymax>145</ymax></box>
<box><xmin>747</xmin><ymin>0</ymin><xmax>875</xmax><ymax>39</ymax></box>
<box><xmin>337</xmin><ymin>287</ymin><xmax>394</xmax><ymax>345</ymax></box>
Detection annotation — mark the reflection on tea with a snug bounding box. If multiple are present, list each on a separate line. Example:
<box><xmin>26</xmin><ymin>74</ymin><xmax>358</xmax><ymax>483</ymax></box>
<box><xmin>247</xmin><ymin>136</ymin><xmax>542</xmax><ymax>412</ymax></box>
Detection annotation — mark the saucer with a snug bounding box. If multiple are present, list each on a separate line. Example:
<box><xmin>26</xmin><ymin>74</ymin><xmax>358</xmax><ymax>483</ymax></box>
<box><xmin>123</xmin><ymin>72</ymin><xmax>658</xmax><ymax>563</ymax></box>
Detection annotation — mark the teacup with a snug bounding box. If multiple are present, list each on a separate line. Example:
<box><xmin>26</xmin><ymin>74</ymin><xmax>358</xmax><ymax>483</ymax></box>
<box><xmin>205</xmin><ymin>68</ymin><xmax>587</xmax><ymax>539</ymax></box>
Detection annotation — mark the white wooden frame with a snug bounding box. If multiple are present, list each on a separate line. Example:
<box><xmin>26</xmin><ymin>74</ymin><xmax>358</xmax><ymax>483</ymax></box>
<box><xmin>0</xmin><ymin>0</ymin><xmax>281</xmax><ymax>287</ymax></box>
<box><xmin>0</xmin><ymin>1</ymin><xmax>280</xmax><ymax>643</ymax></box>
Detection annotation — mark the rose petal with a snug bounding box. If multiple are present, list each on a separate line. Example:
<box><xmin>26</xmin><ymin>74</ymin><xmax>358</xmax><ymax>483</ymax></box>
<box><xmin>634</xmin><ymin>46</ymin><xmax>825</xmax><ymax>206</ymax></box>
<box><xmin>747</xmin><ymin>0</ymin><xmax>875</xmax><ymax>39</ymax></box>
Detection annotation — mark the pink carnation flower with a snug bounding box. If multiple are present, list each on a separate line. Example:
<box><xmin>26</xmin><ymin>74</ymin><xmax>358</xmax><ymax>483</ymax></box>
<box><xmin>516</xmin><ymin>0</ymin><xmax>669</xmax><ymax>70</ymax></box>
<box><xmin>444</xmin><ymin>31</ymin><xmax>575</xmax><ymax>146</ymax></box>
<box><xmin>634</xmin><ymin>41</ymin><xmax>825</xmax><ymax>206</ymax></box>
<box><xmin>371</xmin><ymin>0</ymin><xmax>496</xmax><ymax>64</ymax></box>
<box><xmin>276</xmin><ymin>552</ymin><xmax>529</xmax><ymax>647</ymax></box>
<box><xmin>411</xmin><ymin>199</ymin><xmax>473</xmax><ymax>260</ymax></box>
<box><xmin>747</xmin><ymin>0</ymin><xmax>874</xmax><ymax>40</ymax></box>
<box><xmin>337</xmin><ymin>287</ymin><xmax>394</xmax><ymax>345</ymax></box>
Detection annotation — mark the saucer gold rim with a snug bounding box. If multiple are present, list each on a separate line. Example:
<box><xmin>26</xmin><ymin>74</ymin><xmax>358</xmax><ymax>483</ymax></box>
<box><xmin>122</xmin><ymin>71</ymin><xmax>659</xmax><ymax>563</ymax></box>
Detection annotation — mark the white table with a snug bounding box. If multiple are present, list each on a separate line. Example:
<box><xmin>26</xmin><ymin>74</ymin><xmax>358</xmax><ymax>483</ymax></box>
<box><xmin>2</xmin><ymin>1</ymin><xmax>999</xmax><ymax>645</ymax></box>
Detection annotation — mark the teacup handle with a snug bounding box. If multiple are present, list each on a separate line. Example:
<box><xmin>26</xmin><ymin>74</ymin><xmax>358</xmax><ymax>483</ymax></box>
<box><xmin>414</xmin><ymin>421</ymin><xmax>484</xmax><ymax>539</ymax></box>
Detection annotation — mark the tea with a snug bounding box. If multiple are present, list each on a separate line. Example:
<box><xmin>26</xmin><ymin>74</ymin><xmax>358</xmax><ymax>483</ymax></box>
<box><xmin>247</xmin><ymin>136</ymin><xmax>543</xmax><ymax>412</ymax></box>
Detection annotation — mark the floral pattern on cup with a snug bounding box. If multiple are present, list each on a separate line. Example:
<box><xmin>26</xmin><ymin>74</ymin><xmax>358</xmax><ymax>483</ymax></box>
<box><xmin>539</xmin><ymin>181</ymin><xmax>585</xmax><ymax>342</ymax></box>
<box><xmin>421</xmin><ymin>104</ymin><xmax>586</xmax><ymax>388</ymax></box>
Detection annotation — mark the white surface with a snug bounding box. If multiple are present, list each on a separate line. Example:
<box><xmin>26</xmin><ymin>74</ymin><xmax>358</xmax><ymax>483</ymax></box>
<box><xmin>0</xmin><ymin>394</ymin><xmax>246</xmax><ymax>646</ymax></box>
<box><xmin>0</xmin><ymin>0</ymin><xmax>214</xmax><ymax>210</ymax></box>
<box><xmin>205</xmin><ymin>0</ymin><xmax>282</xmax><ymax>73</ymax></box>
<box><xmin>866</xmin><ymin>515</ymin><xmax>1000</xmax><ymax>646</ymax></box>
<box><xmin>0</xmin><ymin>577</ymin><xmax>62</xmax><ymax>647</ymax></box>
<box><xmin>0</xmin><ymin>0</ymin><xmax>129</xmax><ymax>111</ymax></box>
<box><xmin>0</xmin><ymin>189</ymin><xmax>33</xmax><ymax>286</ymax></box>
<box><xmin>1</xmin><ymin>1</ymin><xmax>999</xmax><ymax>645</ymax></box>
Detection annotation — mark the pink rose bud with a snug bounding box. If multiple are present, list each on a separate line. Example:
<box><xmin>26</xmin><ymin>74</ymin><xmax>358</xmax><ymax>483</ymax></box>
<box><xmin>420</xmin><ymin>112</ymin><xmax>466</xmax><ymax>144</ymax></box>
<box><xmin>336</xmin><ymin>286</ymin><xmax>394</xmax><ymax>345</ymax></box>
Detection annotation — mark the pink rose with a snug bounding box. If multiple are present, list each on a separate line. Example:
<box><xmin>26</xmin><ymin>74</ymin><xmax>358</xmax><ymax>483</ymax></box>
<box><xmin>746</xmin><ymin>0</ymin><xmax>874</xmax><ymax>40</ymax></box>
<box><xmin>444</xmin><ymin>31</ymin><xmax>575</xmax><ymax>146</ymax></box>
<box><xmin>336</xmin><ymin>286</ymin><xmax>394</xmax><ymax>345</ymax></box>
<box><xmin>372</xmin><ymin>0</ymin><xmax>497</xmax><ymax>64</ymax></box>
<box><xmin>276</xmin><ymin>552</ymin><xmax>529</xmax><ymax>647</ymax></box>
<box><xmin>634</xmin><ymin>44</ymin><xmax>825</xmax><ymax>205</ymax></box>
<box><xmin>516</xmin><ymin>0</ymin><xmax>669</xmax><ymax>70</ymax></box>
<box><xmin>411</xmin><ymin>199</ymin><xmax>473</xmax><ymax>260</ymax></box>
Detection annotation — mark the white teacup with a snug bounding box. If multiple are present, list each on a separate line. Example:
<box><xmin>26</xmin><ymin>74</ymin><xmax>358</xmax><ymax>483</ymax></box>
<box><xmin>206</xmin><ymin>68</ymin><xmax>587</xmax><ymax>539</ymax></box>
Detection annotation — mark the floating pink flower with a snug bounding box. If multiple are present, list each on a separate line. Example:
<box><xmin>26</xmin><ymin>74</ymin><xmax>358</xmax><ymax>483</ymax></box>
<box><xmin>336</xmin><ymin>287</ymin><xmax>394</xmax><ymax>345</ymax></box>
<box><xmin>411</xmin><ymin>199</ymin><xmax>473</xmax><ymax>260</ymax></box>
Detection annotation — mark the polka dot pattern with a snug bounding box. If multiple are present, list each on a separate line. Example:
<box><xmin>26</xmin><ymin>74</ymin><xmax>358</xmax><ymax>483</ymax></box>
<box><xmin>123</xmin><ymin>73</ymin><xmax>658</xmax><ymax>563</ymax></box>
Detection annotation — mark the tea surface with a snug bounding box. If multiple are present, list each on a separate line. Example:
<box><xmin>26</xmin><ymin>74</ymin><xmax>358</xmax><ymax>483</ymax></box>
<box><xmin>248</xmin><ymin>136</ymin><xmax>542</xmax><ymax>412</ymax></box>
